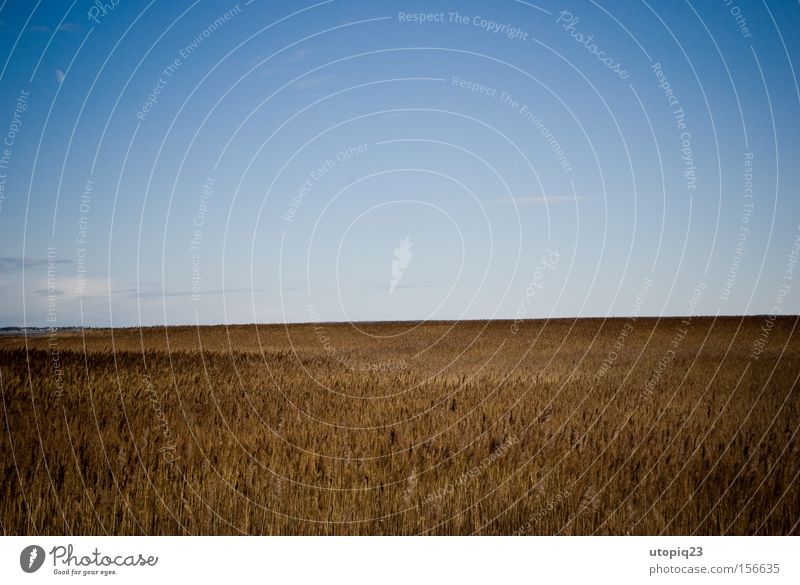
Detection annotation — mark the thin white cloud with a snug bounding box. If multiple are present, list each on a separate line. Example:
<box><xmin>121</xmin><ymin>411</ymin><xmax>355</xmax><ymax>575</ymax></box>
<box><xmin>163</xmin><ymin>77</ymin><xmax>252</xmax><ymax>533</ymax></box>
<box><xmin>0</xmin><ymin>256</ymin><xmax>71</xmax><ymax>272</ymax></box>
<box><xmin>289</xmin><ymin>48</ymin><xmax>312</xmax><ymax>62</ymax></box>
<box><xmin>488</xmin><ymin>195</ymin><xmax>600</xmax><ymax>205</ymax></box>
<box><xmin>291</xmin><ymin>74</ymin><xmax>337</xmax><ymax>90</ymax></box>
<box><xmin>359</xmin><ymin>281</ymin><xmax>432</xmax><ymax>291</ymax></box>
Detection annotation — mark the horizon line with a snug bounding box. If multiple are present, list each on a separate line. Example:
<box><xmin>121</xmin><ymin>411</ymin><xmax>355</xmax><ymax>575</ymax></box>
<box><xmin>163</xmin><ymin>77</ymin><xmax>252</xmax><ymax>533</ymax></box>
<box><xmin>2</xmin><ymin>313</ymin><xmax>798</xmax><ymax>331</ymax></box>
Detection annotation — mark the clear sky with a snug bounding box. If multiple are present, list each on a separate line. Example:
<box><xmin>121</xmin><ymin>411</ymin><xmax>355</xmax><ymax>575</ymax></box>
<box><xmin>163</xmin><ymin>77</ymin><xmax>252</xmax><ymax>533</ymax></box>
<box><xmin>0</xmin><ymin>0</ymin><xmax>798</xmax><ymax>327</ymax></box>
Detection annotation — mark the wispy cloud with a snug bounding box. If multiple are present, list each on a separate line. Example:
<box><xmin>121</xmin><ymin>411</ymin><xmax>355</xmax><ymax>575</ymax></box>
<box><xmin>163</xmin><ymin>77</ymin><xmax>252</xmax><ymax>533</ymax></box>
<box><xmin>488</xmin><ymin>195</ymin><xmax>600</xmax><ymax>205</ymax></box>
<box><xmin>34</xmin><ymin>287</ymin><xmax>67</xmax><ymax>297</ymax></box>
<box><xmin>258</xmin><ymin>48</ymin><xmax>312</xmax><ymax>77</ymax></box>
<box><xmin>0</xmin><ymin>256</ymin><xmax>71</xmax><ymax>272</ymax></box>
<box><xmin>360</xmin><ymin>281</ymin><xmax>432</xmax><ymax>291</ymax></box>
<box><xmin>291</xmin><ymin>74</ymin><xmax>337</xmax><ymax>90</ymax></box>
<box><xmin>115</xmin><ymin>286</ymin><xmax>270</xmax><ymax>299</ymax></box>
<box><xmin>29</xmin><ymin>22</ymin><xmax>79</xmax><ymax>34</ymax></box>
<box><xmin>390</xmin><ymin>237</ymin><xmax>413</xmax><ymax>294</ymax></box>
<box><xmin>289</xmin><ymin>48</ymin><xmax>312</xmax><ymax>62</ymax></box>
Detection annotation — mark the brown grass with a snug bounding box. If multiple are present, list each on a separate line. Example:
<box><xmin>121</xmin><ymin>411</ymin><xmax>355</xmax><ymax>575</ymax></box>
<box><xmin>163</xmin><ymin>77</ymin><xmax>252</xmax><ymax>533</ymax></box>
<box><xmin>1</xmin><ymin>316</ymin><xmax>798</xmax><ymax>535</ymax></box>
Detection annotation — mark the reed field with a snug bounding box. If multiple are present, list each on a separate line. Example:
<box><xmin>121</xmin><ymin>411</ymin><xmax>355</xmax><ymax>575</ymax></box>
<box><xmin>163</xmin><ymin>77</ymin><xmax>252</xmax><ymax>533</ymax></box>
<box><xmin>1</xmin><ymin>316</ymin><xmax>798</xmax><ymax>535</ymax></box>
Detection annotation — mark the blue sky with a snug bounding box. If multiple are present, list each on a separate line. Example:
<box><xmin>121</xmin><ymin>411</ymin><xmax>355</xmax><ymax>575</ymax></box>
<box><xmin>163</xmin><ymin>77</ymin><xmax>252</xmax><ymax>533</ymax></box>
<box><xmin>0</xmin><ymin>0</ymin><xmax>798</xmax><ymax>326</ymax></box>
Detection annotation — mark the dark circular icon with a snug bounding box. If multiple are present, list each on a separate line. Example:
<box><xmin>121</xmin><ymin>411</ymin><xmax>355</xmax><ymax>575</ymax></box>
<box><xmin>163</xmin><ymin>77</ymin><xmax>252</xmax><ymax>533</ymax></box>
<box><xmin>20</xmin><ymin>545</ymin><xmax>45</xmax><ymax>573</ymax></box>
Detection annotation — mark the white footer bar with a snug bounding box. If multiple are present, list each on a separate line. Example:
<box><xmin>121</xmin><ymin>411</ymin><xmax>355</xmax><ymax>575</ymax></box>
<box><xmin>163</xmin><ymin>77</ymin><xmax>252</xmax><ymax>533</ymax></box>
<box><xmin>2</xmin><ymin>536</ymin><xmax>797</xmax><ymax>584</ymax></box>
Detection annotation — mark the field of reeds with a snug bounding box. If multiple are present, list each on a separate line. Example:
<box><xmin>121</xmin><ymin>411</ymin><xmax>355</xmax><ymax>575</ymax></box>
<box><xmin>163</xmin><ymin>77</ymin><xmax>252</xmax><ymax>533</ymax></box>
<box><xmin>1</xmin><ymin>316</ymin><xmax>798</xmax><ymax>535</ymax></box>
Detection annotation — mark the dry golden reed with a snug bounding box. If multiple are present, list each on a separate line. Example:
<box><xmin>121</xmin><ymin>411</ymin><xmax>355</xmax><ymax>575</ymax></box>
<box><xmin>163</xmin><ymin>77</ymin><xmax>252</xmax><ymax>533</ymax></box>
<box><xmin>0</xmin><ymin>316</ymin><xmax>797</xmax><ymax>535</ymax></box>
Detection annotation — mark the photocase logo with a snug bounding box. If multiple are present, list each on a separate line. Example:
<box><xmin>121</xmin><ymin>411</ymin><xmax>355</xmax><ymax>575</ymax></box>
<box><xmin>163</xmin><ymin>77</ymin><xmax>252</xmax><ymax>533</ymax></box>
<box><xmin>390</xmin><ymin>237</ymin><xmax>413</xmax><ymax>294</ymax></box>
<box><xmin>20</xmin><ymin>545</ymin><xmax>45</xmax><ymax>573</ymax></box>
